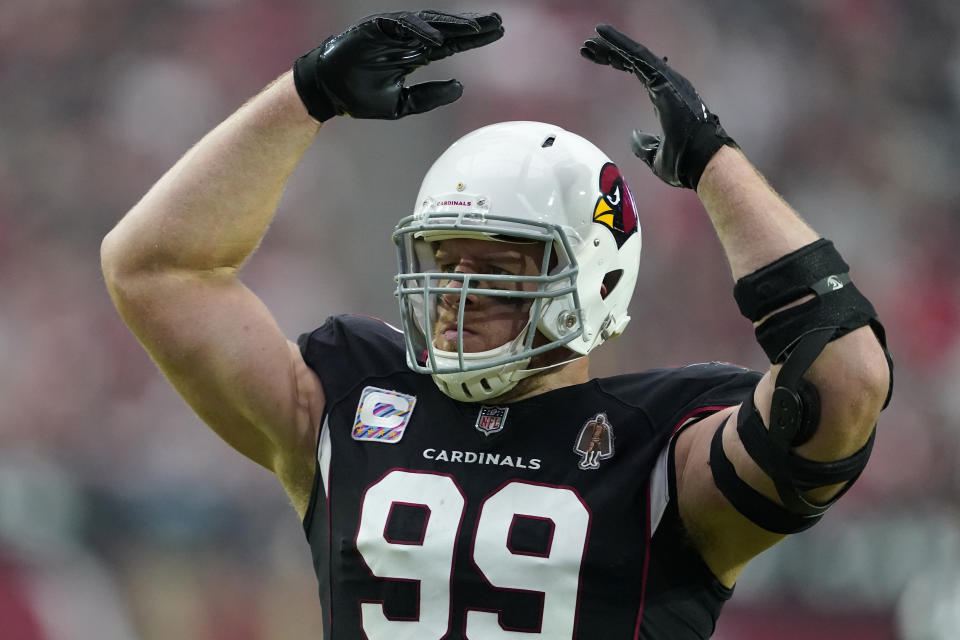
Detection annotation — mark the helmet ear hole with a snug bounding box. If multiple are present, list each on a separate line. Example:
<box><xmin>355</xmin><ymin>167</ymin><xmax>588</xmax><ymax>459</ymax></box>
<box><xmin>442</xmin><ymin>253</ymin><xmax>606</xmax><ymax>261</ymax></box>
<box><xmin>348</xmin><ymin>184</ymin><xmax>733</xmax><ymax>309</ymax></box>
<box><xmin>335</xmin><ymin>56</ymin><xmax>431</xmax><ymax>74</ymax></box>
<box><xmin>601</xmin><ymin>270</ymin><xmax>623</xmax><ymax>300</ymax></box>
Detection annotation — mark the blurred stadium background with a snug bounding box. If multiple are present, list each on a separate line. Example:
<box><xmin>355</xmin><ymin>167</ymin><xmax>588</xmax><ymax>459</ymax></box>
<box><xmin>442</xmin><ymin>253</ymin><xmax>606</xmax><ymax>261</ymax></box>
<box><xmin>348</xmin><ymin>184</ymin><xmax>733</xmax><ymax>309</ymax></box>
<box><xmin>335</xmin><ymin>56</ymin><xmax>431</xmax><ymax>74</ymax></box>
<box><xmin>1</xmin><ymin>0</ymin><xmax>959</xmax><ymax>638</ymax></box>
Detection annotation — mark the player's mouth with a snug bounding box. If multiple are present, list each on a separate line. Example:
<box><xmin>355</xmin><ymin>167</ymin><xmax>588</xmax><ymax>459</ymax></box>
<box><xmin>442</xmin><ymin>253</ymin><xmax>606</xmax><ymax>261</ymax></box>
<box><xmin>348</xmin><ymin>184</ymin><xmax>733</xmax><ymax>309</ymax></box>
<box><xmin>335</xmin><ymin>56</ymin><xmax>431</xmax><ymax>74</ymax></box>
<box><xmin>436</xmin><ymin>325</ymin><xmax>474</xmax><ymax>341</ymax></box>
<box><xmin>433</xmin><ymin>322</ymin><xmax>479</xmax><ymax>350</ymax></box>
<box><xmin>444</xmin><ymin>326</ymin><xmax>480</xmax><ymax>337</ymax></box>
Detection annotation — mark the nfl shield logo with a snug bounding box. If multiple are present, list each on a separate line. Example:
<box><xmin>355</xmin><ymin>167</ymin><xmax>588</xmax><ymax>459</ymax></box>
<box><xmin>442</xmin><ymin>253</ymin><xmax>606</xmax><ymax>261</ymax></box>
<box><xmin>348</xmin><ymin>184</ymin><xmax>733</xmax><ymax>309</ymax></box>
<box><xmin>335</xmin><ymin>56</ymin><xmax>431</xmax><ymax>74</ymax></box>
<box><xmin>475</xmin><ymin>406</ymin><xmax>508</xmax><ymax>436</ymax></box>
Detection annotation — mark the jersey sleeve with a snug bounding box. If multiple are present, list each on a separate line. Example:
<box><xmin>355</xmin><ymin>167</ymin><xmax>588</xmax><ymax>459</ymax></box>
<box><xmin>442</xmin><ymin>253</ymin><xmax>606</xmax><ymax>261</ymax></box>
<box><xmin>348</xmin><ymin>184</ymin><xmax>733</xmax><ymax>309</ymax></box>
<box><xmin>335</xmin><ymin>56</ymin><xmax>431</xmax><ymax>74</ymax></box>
<box><xmin>297</xmin><ymin>314</ymin><xmax>410</xmax><ymax>407</ymax></box>
<box><xmin>599</xmin><ymin>362</ymin><xmax>762</xmax><ymax>437</ymax></box>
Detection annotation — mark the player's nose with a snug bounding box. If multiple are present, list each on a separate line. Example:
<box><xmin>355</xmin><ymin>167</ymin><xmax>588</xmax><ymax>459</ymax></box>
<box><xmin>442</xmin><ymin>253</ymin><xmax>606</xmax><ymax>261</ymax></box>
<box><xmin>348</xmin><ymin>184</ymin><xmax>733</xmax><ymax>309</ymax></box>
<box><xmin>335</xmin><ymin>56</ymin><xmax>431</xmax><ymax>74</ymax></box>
<box><xmin>439</xmin><ymin>268</ymin><xmax>476</xmax><ymax>309</ymax></box>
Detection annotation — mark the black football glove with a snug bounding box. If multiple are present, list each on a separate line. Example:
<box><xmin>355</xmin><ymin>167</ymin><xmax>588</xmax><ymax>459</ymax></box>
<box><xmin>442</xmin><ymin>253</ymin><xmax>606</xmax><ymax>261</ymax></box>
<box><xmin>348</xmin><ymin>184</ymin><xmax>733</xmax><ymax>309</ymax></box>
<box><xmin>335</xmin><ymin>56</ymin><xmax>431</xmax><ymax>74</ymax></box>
<box><xmin>294</xmin><ymin>10</ymin><xmax>503</xmax><ymax>122</ymax></box>
<box><xmin>581</xmin><ymin>25</ymin><xmax>737</xmax><ymax>189</ymax></box>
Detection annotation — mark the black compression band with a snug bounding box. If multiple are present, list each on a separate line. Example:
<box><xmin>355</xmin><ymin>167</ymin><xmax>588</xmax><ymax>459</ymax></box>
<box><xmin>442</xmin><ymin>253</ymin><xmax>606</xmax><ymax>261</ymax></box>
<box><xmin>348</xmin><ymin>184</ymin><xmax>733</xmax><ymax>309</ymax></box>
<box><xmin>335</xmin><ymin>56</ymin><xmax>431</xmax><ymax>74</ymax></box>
<box><xmin>755</xmin><ymin>283</ymin><xmax>879</xmax><ymax>363</ymax></box>
<box><xmin>733</xmin><ymin>239</ymin><xmax>848</xmax><ymax>322</ymax></box>
<box><xmin>731</xmin><ymin>238</ymin><xmax>883</xmax><ymax>364</ymax></box>
<box><xmin>709</xmin><ymin>418</ymin><xmax>821</xmax><ymax>534</ymax></box>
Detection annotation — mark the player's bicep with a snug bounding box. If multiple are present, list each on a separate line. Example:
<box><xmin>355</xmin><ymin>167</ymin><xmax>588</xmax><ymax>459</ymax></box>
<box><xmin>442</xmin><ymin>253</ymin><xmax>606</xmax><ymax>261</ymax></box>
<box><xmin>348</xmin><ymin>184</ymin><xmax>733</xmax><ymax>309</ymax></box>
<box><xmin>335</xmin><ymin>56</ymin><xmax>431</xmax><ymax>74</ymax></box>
<box><xmin>672</xmin><ymin>407</ymin><xmax>784</xmax><ymax>587</ymax></box>
<box><xmin>107</xmin><ymin>269</ymin><xmax>323</xmax><ymax>473</ymax></box>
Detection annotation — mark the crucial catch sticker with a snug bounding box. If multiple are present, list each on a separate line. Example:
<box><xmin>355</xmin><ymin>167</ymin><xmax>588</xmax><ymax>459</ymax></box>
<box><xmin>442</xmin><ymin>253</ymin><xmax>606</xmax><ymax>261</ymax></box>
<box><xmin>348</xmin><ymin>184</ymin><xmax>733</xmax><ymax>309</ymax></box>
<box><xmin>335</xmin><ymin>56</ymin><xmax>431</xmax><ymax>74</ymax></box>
<box><xmin>352</xmin><ymin>386</ymin><xmax>417</xmax><ymax>443</ymax></box>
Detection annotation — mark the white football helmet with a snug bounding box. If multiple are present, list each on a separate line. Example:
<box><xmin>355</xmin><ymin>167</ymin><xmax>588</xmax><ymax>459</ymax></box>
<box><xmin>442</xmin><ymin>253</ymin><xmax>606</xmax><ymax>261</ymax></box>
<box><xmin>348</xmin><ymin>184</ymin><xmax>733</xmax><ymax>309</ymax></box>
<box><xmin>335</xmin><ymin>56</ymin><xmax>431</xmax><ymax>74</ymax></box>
<box><xmin>393</xmin><ymin>121</ymin><xmax>642</xmax><ymax>402</ymax></box>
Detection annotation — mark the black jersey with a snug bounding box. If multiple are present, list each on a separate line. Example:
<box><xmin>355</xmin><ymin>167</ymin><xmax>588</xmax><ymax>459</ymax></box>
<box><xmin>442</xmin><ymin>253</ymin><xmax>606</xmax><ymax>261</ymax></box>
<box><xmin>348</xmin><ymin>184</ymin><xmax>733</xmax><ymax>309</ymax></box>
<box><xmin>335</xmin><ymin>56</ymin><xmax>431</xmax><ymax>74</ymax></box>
<box><xmin>298</xmin><ymin>314</ymin><xmax>761</xmax><ymax>640</ymax></box>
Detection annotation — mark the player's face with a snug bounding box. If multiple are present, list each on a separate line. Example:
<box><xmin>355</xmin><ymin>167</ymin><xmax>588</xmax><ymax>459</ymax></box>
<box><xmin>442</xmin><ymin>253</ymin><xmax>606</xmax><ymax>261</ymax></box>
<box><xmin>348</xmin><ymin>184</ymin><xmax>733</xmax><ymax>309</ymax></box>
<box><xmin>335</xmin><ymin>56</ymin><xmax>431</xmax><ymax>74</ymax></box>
<box><xmin>431</xmin><ymin>238</ymin><xmax>545</xmax><ymax>353</ymax></box>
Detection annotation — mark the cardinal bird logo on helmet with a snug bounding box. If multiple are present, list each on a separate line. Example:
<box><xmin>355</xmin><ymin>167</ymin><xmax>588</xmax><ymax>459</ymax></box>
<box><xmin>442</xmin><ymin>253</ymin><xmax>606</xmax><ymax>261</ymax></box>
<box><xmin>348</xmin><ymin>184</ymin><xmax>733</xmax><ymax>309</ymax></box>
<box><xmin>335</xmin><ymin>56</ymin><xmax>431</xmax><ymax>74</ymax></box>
<box><xmin>592</xmin><ymin>163</ymin><xmax>638</xmax><ymax>249</ymax></box>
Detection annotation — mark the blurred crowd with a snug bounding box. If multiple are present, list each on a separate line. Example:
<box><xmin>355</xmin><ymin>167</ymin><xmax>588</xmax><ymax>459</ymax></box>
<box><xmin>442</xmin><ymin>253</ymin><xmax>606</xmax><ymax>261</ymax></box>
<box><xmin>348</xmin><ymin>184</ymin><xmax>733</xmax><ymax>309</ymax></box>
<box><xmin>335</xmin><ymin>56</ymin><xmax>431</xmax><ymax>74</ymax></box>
<box><xmin>1</xmin><ymin>0</ymin><xmax>959</xmax><ymax>638</ymax></box>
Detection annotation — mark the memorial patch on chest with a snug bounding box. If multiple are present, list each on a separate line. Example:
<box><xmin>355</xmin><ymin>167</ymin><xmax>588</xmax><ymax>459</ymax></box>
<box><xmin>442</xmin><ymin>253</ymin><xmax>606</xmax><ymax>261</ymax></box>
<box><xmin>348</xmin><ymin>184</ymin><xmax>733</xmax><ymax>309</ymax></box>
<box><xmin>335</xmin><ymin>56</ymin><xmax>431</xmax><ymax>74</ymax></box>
<box><xmin>352</xmin><ymin>386</ymin><xmax>417</xmax><ymax>443</ymax></box>
<box><xmin>574</xmin><ymin>412</ymin><xmax>616</xmax><ymax>469</ymax></box>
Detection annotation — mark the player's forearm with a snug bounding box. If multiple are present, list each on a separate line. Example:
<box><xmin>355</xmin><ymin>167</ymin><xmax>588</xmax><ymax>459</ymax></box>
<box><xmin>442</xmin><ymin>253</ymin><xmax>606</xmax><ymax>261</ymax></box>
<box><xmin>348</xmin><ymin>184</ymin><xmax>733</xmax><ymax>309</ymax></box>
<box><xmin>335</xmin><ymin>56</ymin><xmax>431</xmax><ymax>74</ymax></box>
<box><xmin>695</xmin><ymin>146</ymin><xmax>819</xmax><ymax>279</ymax></box>
<box><xmin>101</xmin><ymin>71</ymin><xmax>319</xmax><ymax>279</ymax></box>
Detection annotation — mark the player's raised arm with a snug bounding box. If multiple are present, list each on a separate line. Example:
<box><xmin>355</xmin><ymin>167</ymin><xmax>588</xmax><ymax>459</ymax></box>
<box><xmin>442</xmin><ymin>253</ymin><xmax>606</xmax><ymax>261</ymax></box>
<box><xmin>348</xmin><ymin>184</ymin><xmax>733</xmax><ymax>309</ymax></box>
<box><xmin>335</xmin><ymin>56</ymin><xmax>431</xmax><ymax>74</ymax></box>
<box><xmin>100</xmin><ymin>10</ymin><xmax>504</xmax><ymax>516</ymax></box>
<box><xmin>582</xmin><ymin>25</ymin><xmax>892</xmax><ymax>583</ymax></box>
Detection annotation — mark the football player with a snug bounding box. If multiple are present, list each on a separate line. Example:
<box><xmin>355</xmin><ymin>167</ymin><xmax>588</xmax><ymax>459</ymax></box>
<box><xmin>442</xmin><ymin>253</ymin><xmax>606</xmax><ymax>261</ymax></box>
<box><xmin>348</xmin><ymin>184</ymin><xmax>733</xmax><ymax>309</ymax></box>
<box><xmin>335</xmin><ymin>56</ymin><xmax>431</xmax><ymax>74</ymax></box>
<box><xmin>102</xmin><ymin>10</ymin><xmax>892</xmax><ymax>639</ymax></box>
